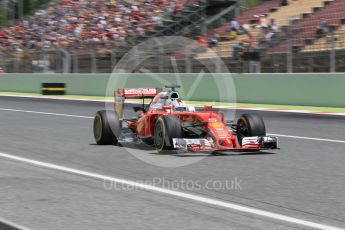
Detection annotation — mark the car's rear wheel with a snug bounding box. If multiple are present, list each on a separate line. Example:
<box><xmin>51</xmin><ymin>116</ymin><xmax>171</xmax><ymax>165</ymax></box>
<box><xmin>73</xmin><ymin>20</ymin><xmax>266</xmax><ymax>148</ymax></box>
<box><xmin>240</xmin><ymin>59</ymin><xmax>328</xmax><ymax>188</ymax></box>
<box><xmin>237</xmin><ymin>113</ymin><xmax>266</xmax><ymax>146</ymax></box>
<box><xmin>94</xmin><ymin>110</ymin><xmax>121</xmax><ymax>145</ymax></box>
<box><xmin>154</xmin><ymin>115</ymin><xmax>183</xmax><ymax>153</ymax></box>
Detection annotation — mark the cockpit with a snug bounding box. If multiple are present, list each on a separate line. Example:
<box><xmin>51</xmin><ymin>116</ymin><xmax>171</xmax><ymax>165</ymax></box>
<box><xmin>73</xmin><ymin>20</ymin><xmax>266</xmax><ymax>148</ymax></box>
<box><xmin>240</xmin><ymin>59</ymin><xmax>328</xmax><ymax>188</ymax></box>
<box><xmin>149</xmin><ymin>91</ymin><xmax>195</xmax><ymax>112</ymax></box>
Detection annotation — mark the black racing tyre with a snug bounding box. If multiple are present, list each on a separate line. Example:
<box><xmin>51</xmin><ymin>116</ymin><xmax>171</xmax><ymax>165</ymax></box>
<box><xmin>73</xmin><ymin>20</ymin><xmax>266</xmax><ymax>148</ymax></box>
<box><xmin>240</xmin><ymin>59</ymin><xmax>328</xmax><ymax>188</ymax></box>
<box><xmin>237</xmin><ymin>113</ymin><xmax>266</xmax><ymax>146</ymax></box>
<box><xmin>154</xmin><ymin>115</ymin><xmax>183</xmax><ymax>153</ymax></box>
<box><xmin>94</xmin><ymin>110</ymin><xmax>121</xmax><ymax>145</ymax></box>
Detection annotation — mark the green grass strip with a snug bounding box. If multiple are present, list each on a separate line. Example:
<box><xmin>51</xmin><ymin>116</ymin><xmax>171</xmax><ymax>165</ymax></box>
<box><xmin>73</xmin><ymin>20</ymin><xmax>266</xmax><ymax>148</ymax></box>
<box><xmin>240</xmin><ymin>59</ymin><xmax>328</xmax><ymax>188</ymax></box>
<box><xmin>1</xmin><ymin>92</ymin><xmax>345</xmax><ymax>113</ymax></box>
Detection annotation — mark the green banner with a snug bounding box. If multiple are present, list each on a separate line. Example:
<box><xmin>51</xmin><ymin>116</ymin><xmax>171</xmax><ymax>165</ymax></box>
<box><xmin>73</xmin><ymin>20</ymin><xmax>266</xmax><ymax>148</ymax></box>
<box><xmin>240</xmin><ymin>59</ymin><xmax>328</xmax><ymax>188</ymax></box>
<box><xmin>0</xmin><ymin>73</ymin><xmax>344</xmax><ymax>107</ymax></box>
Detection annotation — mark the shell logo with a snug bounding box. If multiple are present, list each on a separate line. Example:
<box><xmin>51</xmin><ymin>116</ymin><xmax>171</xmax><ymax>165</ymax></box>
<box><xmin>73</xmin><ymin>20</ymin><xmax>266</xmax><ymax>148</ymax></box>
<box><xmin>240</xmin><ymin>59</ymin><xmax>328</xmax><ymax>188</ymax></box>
<box><xmin>210</xmin><ymin>122</ymin><xmax>223</xmax><ymax>128</ymax></box>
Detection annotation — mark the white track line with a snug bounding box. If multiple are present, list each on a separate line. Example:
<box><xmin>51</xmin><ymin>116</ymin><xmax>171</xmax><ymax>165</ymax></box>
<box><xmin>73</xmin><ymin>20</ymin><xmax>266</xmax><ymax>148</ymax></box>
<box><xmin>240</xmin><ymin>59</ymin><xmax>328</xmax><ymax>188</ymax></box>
<box><xmin>0</xmin><ymin>217</ymin><xmax>33</xmax><ymax>230</ymax></box>
<box><xmin>1</xmin><ymin>107</ymin><xmax>345</xmax><ymax>144</ymax></box>
<box><xmin>0</xmin><ymin>152</ymin><xmax>343</xmax><ymax>230</ymax></box>
<box><xmin>0</xmin><ymin>108</ymin><xmax>93</xmax><ymax>119</ymax></box>
<box><xmin>269</xmin><ymin>134</ymin><xmax>345</xmax><ymax>144</ymax></box>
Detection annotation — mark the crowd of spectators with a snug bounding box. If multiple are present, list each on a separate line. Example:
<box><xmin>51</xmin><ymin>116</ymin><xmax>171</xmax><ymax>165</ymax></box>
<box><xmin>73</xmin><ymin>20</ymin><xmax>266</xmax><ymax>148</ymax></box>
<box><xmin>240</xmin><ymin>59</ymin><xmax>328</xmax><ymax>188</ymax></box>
<box><xmin>230</xmin><ymin>14</ymin><xmax>279</xmax><ymax>60</ymax></box>
<box><xmin>0</xmin><ymin>0</ymin><xmax>200</xmax><ymax>58</ymax></box>
<box><xmin>196</xmin><ymin>0</ymin><xmax>307</xmax><ymax>60</ymax></box>
<box><xmin>196</xmin><ymin>10</ymin><xmax>281</xmax><ymax>61</ymax></box>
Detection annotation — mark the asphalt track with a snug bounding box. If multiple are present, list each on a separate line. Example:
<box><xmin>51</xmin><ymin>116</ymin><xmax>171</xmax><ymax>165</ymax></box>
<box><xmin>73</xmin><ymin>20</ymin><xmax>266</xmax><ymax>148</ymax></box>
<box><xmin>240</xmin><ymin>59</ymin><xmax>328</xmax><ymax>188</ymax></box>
<box><xmin>0</xmin><ymin>96</ymin><xmax>345</xmax><ymax>230</ymax></box>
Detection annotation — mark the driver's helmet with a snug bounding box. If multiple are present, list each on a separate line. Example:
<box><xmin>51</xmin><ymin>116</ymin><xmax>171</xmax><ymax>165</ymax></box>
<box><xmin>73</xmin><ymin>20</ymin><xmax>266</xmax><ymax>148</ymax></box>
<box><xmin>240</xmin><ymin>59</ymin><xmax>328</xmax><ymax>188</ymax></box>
<box><xmin>165</xmin><ymin>92</ymin><xmax>183</xmax><ymax>107</ymax></box>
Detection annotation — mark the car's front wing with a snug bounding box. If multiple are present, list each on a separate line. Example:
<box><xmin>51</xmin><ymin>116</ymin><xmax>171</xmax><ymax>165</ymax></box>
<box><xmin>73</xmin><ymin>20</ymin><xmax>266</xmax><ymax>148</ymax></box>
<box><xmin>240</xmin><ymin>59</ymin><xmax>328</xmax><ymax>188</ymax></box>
<box><xmin>172</xmin><ymin>136</ymin><xmax>279</xmax><ymax>153</ymax></box>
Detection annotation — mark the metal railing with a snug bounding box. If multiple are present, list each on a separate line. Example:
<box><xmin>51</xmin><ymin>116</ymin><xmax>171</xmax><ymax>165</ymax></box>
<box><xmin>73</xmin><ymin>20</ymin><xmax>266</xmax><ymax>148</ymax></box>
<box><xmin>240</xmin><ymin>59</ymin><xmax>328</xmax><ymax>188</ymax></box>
<box><xmin>2</xmin><ymin>35</ymin><xmax>345</xmax><ymax>74</ymax></box>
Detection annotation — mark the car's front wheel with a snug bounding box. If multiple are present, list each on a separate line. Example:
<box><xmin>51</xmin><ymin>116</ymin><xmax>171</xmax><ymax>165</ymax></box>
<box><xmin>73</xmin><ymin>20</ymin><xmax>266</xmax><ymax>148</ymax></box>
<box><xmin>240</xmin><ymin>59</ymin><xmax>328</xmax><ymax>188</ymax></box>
<box><xmin>237</xmin><ymin>113</ymin><xmax>266</xmax><ymax>146</ymax></box>
<box><xmin>154</xmin><ymin>115</ymin><xmax>183</xmax><ymax>153</ymax></box>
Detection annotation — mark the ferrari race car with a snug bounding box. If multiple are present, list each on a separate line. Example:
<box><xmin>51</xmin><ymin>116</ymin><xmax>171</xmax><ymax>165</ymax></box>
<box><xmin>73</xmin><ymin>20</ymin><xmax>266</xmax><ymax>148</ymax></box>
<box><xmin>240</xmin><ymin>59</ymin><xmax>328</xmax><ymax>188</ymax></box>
<box><xmin>93</xmin><ymin>86</ymin><xmax>278</xmax><ymax>153</ymax></box>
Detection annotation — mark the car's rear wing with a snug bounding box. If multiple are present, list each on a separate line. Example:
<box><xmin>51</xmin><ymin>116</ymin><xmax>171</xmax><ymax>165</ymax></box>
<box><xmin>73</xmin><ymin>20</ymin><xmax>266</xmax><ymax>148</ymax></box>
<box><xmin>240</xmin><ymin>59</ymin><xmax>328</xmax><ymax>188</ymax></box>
<box><xmin>115</xmin><ymin>88</ymin><xmax>162</xmax><ymax>99</ymax></box>
<box><xmin>114</xmin><ymin>88</ymin><xmax>162</xmax><ymax>119</ymax></box>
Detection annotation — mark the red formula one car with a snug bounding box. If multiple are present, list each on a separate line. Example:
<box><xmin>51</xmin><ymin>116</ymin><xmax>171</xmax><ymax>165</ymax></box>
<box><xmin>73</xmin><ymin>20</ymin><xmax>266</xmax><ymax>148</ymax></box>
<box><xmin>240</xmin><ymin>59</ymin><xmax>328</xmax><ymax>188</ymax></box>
<box><xmin>93</xmin><ymin>86</ymin><xmax>278</xmax><ymax>153</ymax></box>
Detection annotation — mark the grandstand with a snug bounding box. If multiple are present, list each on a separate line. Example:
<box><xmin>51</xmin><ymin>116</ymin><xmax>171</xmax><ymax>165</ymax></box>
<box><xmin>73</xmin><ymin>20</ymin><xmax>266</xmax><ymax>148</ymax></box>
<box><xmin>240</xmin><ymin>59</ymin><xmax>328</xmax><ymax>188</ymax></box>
<box><xmin>0</xmin><ymin>0</ymin><xmax>201</xmax><ymax>53</ymax></box>
<box><xmin>197</xmin><ymin>0</ymin><xmax>281</xmax><ymax>59</ymax></box>
<box><xmin>0</xmin><ymin>0</ymin><xmax>205</xmax><ymax>73</ymax></box>
<box><xmin>269</xmin><ymin>0</ymin><xmax>345</xmax><ymax>53</ymax></box>
<box><xmin>214</xmin><ymin>0</ymin><xmax>280</xmax><ymax>34</ymax></box>
<box><xmin>1</xmin><ymin>0</ymin><xmax>345</xmax><ymax>73</ymax></box>
<box><xmin>303</xmin><ymin>26</ymin><xmax>345</xmax><ymax>52</ymax></box>
<box><xmin>198</xmin><ymin>0</ymin><xmax>336</xmax><ymax>59</ymax></box>
<box><xmin>267</xmin><ymin>0</ymin><xmax>331</xmax><ymax>27</ymax></box>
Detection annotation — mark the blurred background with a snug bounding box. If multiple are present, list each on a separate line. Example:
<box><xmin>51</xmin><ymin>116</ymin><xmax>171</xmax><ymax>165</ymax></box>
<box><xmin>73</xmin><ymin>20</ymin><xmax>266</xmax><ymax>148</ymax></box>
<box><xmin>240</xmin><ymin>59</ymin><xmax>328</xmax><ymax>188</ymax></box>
<box><xmin>1</xmin><ymin>0</ymin><xmax>345</xmax><ymax>73</ymax></box>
